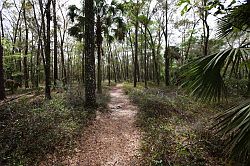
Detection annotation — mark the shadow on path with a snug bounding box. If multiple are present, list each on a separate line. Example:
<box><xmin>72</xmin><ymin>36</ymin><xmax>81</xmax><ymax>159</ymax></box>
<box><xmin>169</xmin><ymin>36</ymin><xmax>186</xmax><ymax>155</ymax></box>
<box><xmin>65</xmin><ymin>84</ymin><xmax>141</xmax><ymax>166</ymax></box>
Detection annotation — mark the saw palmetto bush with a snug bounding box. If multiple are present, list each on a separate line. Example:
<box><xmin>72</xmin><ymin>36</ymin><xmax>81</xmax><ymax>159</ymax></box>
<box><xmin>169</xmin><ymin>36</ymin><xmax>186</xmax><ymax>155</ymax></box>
<box><xmin>182</xmin><ymin>3</ymin><xmax>250</xmax><ymax>164</ymax></box>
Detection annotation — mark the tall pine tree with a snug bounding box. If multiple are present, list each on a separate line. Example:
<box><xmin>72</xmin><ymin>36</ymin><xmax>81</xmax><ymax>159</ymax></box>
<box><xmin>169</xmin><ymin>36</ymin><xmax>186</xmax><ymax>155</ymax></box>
<box><xmin>85</xmin><ymin>0</ymin><xmax>96</xmax><ymax>107</ymax></box>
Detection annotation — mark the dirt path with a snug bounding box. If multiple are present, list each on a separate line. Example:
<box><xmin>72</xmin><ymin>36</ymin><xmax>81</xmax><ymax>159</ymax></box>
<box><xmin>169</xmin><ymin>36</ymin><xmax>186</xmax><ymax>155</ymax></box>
<box><xmin>67</xmin><ymin>84</ymin><xmax>141</xmax><ymax>166</ymax></box>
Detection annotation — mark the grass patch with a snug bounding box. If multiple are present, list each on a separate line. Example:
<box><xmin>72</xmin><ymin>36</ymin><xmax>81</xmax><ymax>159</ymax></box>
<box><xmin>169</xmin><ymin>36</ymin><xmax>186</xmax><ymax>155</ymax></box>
<box><xmin>0</xmin><ymin>84</ymin><xmax>110</xmax><ymax>165</ymax></box>
<box><xmin>123</xmin><ymin>82</ymin><xmax>234</xmax><ymax>166</ymax></box>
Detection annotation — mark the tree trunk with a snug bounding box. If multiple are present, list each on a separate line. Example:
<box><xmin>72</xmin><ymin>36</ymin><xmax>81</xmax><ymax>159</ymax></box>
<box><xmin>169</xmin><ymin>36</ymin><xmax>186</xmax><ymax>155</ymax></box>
<box><xmin>23</xmin><ymin>0</ymin><xmax>29</xmax><ymax>88</ymax></box>
<box><xmin>45</xmin><ymin>0</ymin><xmax>52</xmax><ymax>99</ymax></box>
<box><xmin>30</xmin><ymin>33</ymin><xmax>35</xmax><ymax>87</ymax></box>
<box><xmin>82</xmin><ymin>46</ymin><xmax>85</xmax><ymax>83</ymax></box>
<box><xmin>53</xmin><ymin>0</ymin><xmax>58</xmax><ymax>86</ymax></box>
<box><xmin>60</xmin><ymin>43</ymin><xmax>67</xmax><ymax>85</ymax></box>
<box><xmin>112</xmin><ymin>51</ymin><xmax>117</xmax><ymax>83</ymax></box>
<box><xmin>165</xmin><ymin>0</ymin><xmax>170</xmax><ymax>86</ymax></box>
<box><xmin>0</xmin><ymin>11</ymin><xmax>3</xmax><ymax>38</ymax></box>
<box><xmin>85</xmin><ymin>0</ymin><xmax>96</xmax><ymax>108</ymax></box>
<box><xmin>18</xmin><ymin>25</ymin><xmax>22</xmax><ymax>75</ymax></box>
<box><xmin>108</xmin><ymin>42</ymin><xmax>111</xmax><ymax>86</ymax></box>
<box><xmin>134</xmin><ymin>0</ymin><xmax>139</xmax><ymax>87</ymax></box>
<box><xmin>147</xmin><ymin>27</ymin><xmax>159</xmax><ymax>84</ymax></box>
<box><xmin>0</xmin><ymin>35</ymin><xmax>5</xmax><ymax>100</ymax></box>
<box><xmin>126</xmin><ymin>51</ymin><xmax>129</xmax><ymax>81</ymax></box>
<box><xmin>144</xmin><ymin>24</ymin><xmax>148</xmax><ymax>88</ymax></box>
<box><xmin>128</xmin><ymin>30</ymin><xmax>135</xmax><ymax>81</ymax></box>
<box><xmin>202</xmin><ymin>0</ymin><xmax>209</xmax><ymax>57</ymax></box>
<box><xmin>12</xmin><ymin>8</ymin><xmax>22</xmax><ymax>56</ymax></box>
<box><xmin>31</xmin><ymin>0</ymin><xmax>40</xmax><ymax>88</ymax></box>
<box><xmin>97</xmin><ymin>15</ymin><xmax>102</xmax><ymax>93</ymax></box>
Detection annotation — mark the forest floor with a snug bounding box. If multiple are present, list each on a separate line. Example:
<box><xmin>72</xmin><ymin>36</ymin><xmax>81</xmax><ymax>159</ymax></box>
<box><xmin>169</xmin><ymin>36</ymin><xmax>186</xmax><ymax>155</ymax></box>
<box><xmin>0</xmin><ymin>84</ymin><xmax>110</xmax><ymax>165</ymax></box>
<box><xmin>1</xmin><ymin>83</ymin><xmax>243</xmax><ymax>165</ymax></box>
<box><xmin>123</xmin><ymin>82</ymin><xmax>230</xmax><ymax>165</ymax></box>
<box><xmin>57</xmin><ymin>84</ymin><xmax>142</xmax><ymax>166</ymax></box>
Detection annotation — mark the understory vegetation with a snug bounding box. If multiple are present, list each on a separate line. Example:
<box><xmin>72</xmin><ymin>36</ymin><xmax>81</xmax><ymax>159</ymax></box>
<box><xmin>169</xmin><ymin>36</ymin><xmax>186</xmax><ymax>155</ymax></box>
<box><xmin>123</xmin><ymin>82</ymin><xmax>244</xmax><ymax>166</ymax></box>
<box><xmin>0</xmin><ymin>85</ymin><xmax>110</xmax><ymax>165</ymax></box>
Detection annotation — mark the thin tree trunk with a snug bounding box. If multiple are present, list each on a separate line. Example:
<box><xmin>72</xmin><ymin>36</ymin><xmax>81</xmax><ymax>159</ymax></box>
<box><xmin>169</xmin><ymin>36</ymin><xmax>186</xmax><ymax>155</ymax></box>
<box><xmin>202</xmin><ymin>0</ymin><xmax>209</xmax><ymax>57</ymax></box>
<box><xmin>108</xmin><ymin>42</ymin><xmax>111</xmax><ymax>86</ymax></box>
<box><xmin>23</xmin><ymin>0</ymin><xmax>29</xmax><ymax>88</ymax></box>
<box><xmin>147</xmin><ymin>27</ymin><xmax>159</xmax><ymax>84</ymax></box>
<box><xmin>31</xmin><ymin>0</ymin><xmax>40</xmax><ymax>88</ymax></box>
<box><xmin>126</xmin><ymin>51</ymin><xmax>129</xmax><ymax>81</ymax></box>
<box><xmin>12</xmin><ymin>8</ymin><xmax>22</xmax><ymax>55</ymax></box>
<box><xmin>128</xmin><ymin>30</ymin><xmax>135</xmax><ymax>81</ymax></box>
<box><xmin>0</xmin><ymin>24</ymin><xmax>5</xmax><ymax>100</ymax></box>
<box><xmin>18</xmin><ymin>24</ymin><xmax>22</xmax><ymax>74</ymax></box>
<box><xmin>112</xmin><ymin>51</ymin><xmax>117</xmax><ymax>83</ymax></box>
<box><xmin>0</xmin><ymin>10</ymin><xmax>3</xmax><ymax>38</ymax></box>
<box><xmin>82</xmin><ymin>45</ymin><xmax>85</xmax><ymax>83</ymax></box>
<box><xmin>102</xmin><ymin>48</ymin><xmax>105</xmax><ymax>82</ymax></box>
<box><xmin>60</xmin><ymin>43</ymin><xmax>67</xmax><ymax>85</ymax></box>
<box><xmin>67</xmin><ymin>45</ymin><xmax>71</xmax><ymax>83</ymax></box>
<box><xmin>31</xmin><ymin>33</ymin><xmax>34</xmax><ymax>87</ymax></box>
<box><xmin>53</xmin><ymin>0</ymin><xmax>58</xmax><ymax>86</ymax></box>
<box><xmin>144</xmin><ymin>24</ymin><xmax>148</xmax><ymax>88</ymax></box>
<box><xmin>165</xmin><ymin>1</ymin><xmax>170</xmax><ymax>86</ymax></box>
<box><xmin>97</xmin><ymin>15</ymin><xmax>102</xmax><ymax>93</ymax></box>
<box><xmin>134</xmin><ymin>0</ymin><xmax>139</xmax><ymax>87</ymax></box>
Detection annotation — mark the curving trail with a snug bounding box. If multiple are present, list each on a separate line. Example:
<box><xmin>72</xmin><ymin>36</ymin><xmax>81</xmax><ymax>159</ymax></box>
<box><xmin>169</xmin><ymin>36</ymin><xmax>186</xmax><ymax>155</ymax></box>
<box><xmin>67</xmin><ymin>84</ymin><xmax>141</xmax><ymax>166</ymax></box>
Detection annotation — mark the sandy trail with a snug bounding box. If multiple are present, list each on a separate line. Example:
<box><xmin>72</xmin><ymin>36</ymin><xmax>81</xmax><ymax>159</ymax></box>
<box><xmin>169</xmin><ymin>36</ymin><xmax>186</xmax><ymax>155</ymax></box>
<box><xmin>66</xmin><ymin>84</ymin><xmax>141</xmax><ymax>166</ymax></box>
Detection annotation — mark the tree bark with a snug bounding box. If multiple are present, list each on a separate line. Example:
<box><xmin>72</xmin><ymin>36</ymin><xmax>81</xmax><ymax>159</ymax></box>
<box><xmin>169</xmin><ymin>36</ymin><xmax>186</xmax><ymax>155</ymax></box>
<box><xmin>18</xmin><ymin>24</ymin><xmax>22</xmax><ymax>74</ymax></box>
<box><xmin>1</xmin><ymin>10</ymin><xmax>7</xmax><ymax>99</ymax></box>
<box><xmin>0</xmin><ymin>31</ymin><xmax>5</xmax><ymax>100</ymax></box>
<box><xmin>97</xmin><ymin>15</ymin><xmax>102</xmax><ymax>93</ymax></box>
<box><xmin>30</xmin><ymin>33</ymin><xmax>34</xmax><ymax>87</ymax></box>
<box><xmin>108</xmin><ymin>42</ymin><xmax>111</xmax><ymax>86</ymax></box>
<box><xmin>126</xmin><ymin>51</ymin><xmax>129</xmax><ymax>80</ymax></box>
<box><xmin>112</xmin><ymin>50</ymin><xmax>117</xmax><ymax>83</ymax></box>
<box><xmin>32</xmin><ymin>2</ymin><xmax>40</xmax><ymax>88</ymax></box>
<box><xmin>144</xmin><ymin>24</ymin><xmax>148</xmax><ymax>88</ymax></box>
<box><xmin>134</xmin><ymin>0</ymin><xmax>139</xmax><ymax>87</ymax></box>
<box><xmin>85</xmin><ymin>0</ymin><xmax>96</xmax><ymax>108</ymax></box>
<box><xmin>45</xmin><ymin>0</ymin><xmax>52</xmax><ymax>99</ymax></box>
<box><xmin>23</xmin><ymin>0</ymin><xmax>29</xmax><ymax>88</ymax></box>
<box><xmin>0</xmin><ymin>10</ymin><xmax>3</xmax><ymax>38</ymax></box>
<box><xmin>53</xmin><ymin>0</ymin><xmax>58</xmax><ymax>86</ymax></box>
<box><xmin>202</xmin><ymin>0</ymin><xmax>209</xmax><ymax>57</ymax></box>
<box><xmin>60</xmin><ymin>42</ymin><xmax>67</xmax><ymax>85</ymax></box>
<box><xmin>165</xmin><ymin>0</ymin><xmax>170</xmax><ymax>86</ymax></box>
<box><xmin>82</xmin><ymin>45</ymin><xmax>85</xmax><ymax>83</ymax></box>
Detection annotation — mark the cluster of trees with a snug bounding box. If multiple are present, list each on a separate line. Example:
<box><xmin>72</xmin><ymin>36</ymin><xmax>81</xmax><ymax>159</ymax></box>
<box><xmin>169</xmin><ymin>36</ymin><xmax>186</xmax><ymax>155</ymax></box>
<box><xmin>0</xmin><ymin>0</ymin><xmax>229</xmax><ymax>102</ymax></box>
<box><xmin>0</xmin><ymin>0</ymin><xmax>82</xmax><ymax>100</ymax></box>
<box><xmin>0</xmin><ymin>0</ymin><xmax>249</xmax><ymax>162</ymax></box>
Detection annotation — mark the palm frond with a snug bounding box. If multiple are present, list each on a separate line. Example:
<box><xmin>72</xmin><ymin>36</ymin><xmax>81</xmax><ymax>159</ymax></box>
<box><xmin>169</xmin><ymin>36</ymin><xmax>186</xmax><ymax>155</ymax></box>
<box><xmin>217</xmin><ymin>4</ymin><xmax>250</xmax><ymax>38</ymax></box>
<box><xmin>213</xmin><ymin>99</ymin><xmax>250</xmax><ymax>163</ymax></box>
<box><xmin>182</xmin><ymin>47</ymin><xmax>250</xmax><ymax>102</ymax></box>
